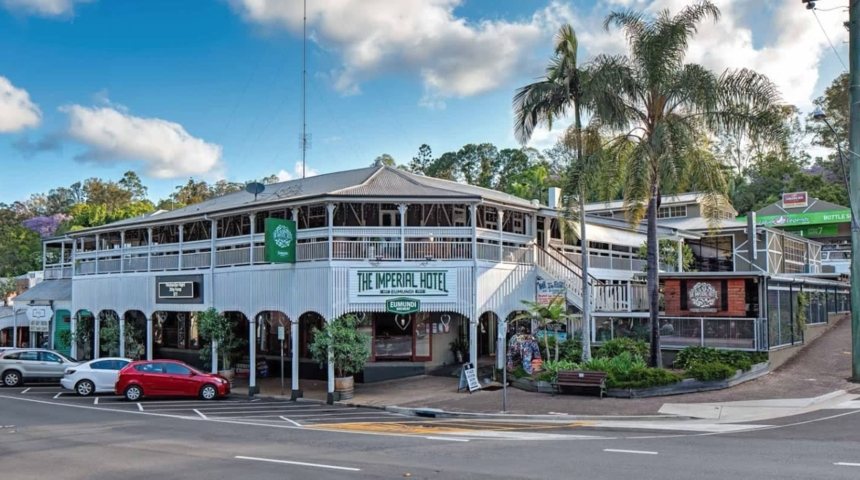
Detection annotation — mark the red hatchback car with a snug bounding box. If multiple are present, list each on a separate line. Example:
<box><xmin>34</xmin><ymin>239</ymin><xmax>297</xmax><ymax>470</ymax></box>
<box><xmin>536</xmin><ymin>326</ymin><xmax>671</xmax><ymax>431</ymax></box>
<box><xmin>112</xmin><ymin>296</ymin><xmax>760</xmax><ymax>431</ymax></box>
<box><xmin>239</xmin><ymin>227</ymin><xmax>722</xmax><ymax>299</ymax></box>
<box><xmin>115</xmin><ymin>360</ymin><xmax>230</xmax><ymax>401</ymax></box>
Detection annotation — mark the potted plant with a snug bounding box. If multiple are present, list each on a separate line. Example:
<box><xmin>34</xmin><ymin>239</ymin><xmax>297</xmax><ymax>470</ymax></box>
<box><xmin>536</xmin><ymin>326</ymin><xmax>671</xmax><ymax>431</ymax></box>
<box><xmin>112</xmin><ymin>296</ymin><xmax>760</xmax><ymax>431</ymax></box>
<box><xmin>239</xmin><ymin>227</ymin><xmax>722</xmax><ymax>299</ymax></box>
<box><xmin>449</xmin><ymin>337</ymin><xmax>468</xmax><ymax>363</ymax></box>
<box><xmin>309</xmin><ymin>314</ymin><xmax>371</xmax><ymax>400</ymax></box>
<box><xmin>198</xmin><ymin>308</ymin><xmax>240</xmax><ymax>380</ymax></box>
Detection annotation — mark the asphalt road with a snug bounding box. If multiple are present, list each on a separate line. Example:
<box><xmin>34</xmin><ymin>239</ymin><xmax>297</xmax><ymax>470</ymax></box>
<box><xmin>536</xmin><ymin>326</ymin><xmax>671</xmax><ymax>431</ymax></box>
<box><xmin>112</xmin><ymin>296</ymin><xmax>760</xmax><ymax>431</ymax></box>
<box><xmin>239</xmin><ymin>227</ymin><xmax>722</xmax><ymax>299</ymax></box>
<box><xmin>1</xmin><ymin>386</ymin><xmax>859</xmax><ymax>479</ymax></box>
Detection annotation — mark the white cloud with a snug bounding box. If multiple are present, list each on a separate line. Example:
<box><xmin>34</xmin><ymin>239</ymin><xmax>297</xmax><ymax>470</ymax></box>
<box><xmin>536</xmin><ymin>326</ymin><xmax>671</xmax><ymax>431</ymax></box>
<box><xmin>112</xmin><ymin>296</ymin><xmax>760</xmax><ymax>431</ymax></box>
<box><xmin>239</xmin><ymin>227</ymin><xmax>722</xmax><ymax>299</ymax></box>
<box><xmin>61</xmin><ymin>104</ymin><xmax>223</xmax><ymax>179</ymax></box>
<box><xmin>0</xmin><ymin>76</ymin><xmax>41</xmax><ymax>133</ymax></box>
<box><xmin>230</xmin><ymin>0</ymin><xmax>565</xmax><ymax>104</ymax></box>
<box><xmin>276</xmin><ymin>162</ymin><xmax>319</xmax><ymax>182</ymax></box>
<box><xmin>580</xmin><ymin>0</ymin><xmax>847</xmax><ymax>108</ymax></box>
<box><xmin>2</xmin><ymin>0</ymin><xmax>92</xmax><ymax>16</ymax></box>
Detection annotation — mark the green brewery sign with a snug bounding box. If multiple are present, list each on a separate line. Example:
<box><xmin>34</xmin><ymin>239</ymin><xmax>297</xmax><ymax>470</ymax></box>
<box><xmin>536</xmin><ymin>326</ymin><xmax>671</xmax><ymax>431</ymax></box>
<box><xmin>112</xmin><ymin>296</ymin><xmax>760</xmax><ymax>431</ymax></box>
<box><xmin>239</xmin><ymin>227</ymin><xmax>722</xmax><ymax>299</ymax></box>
<box><xmin>385</xmin><ymin>297</ymin><xmax>421</xmax><ymax>314</ymax></box>
<box><xmin>738</xmin><ymin>210</ymin><xmax>852</xmax><ymax>228</ymax></box>
<box><xmin>264</xmin><ymin>218</ymin><xmax>297</xmax><ymax>263</ymax></box>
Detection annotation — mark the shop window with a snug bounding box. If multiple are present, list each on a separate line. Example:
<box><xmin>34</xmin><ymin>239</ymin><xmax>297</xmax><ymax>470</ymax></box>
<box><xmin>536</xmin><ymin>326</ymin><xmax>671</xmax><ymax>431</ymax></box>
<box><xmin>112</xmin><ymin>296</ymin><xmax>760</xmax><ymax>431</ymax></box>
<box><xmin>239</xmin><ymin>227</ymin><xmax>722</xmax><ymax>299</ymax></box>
<box><xmin>688</xmin><ymin>235</ymin><xmax>733</xmax><ymax>272</ymax></box>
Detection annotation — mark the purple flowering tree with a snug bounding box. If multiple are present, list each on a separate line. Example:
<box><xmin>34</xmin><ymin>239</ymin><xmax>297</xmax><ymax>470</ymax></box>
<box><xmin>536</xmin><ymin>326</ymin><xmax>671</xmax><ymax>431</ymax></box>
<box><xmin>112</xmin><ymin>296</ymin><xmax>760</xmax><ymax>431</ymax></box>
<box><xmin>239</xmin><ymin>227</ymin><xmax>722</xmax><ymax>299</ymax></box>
<box><xmin>22</xmin><ymin>214</ymin><xmax>70</xmax><ymax>238</ymax></box>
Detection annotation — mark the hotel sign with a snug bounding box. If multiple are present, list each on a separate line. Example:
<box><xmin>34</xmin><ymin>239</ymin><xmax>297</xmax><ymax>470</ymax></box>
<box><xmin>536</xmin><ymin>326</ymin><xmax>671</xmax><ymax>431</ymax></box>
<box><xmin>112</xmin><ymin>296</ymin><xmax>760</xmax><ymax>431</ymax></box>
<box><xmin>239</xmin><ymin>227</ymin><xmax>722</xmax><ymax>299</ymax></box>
<box><xmin>349</xmin><ymin>268</ymin><xmax>457</xmax><ymax>303</ymax></box>
<box><xmin>155</xmin><ymin>274</ymin><xmax>204</xmax><ymax>304</ymax></box>
<box><xmin>264</xmin><ymin>218</ymin><xmax>297</xmax><ymax>263</ymax></box>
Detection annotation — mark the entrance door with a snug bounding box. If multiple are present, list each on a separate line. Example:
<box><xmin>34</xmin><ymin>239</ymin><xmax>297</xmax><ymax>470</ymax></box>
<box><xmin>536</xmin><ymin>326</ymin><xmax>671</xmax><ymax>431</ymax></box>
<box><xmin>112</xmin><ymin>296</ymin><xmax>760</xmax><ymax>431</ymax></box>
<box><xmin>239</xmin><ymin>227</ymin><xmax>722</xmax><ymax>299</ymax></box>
<box><xmin>413</xmin><ymin>314</ymin><xmax>431</xmax><ymax>361</ymax></box>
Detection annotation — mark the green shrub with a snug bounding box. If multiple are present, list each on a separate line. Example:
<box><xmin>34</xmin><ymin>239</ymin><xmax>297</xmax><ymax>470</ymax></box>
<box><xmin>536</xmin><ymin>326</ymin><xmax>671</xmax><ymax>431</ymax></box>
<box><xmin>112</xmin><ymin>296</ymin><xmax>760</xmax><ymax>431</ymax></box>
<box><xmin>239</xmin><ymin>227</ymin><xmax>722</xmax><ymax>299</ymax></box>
<box><xmin>609</xmin><ymin>367</ymin><xmax>682</xmax><ymax>389</ymax></box>
<box><xmin>512</xmin><ymin>366</ymin><xmax>529</xmax><ymax>379</ymax></box>
<box><xmin>535</xmin><ymin>371</ymin><xmax>555</xmax><ymax>382</ymax></box>
<box><xmin>686</xmin><ymin>361</ymin><xmax>737</xmax><ymax>381</ymax></box>
<box><xmin>558</xmin><ymin>337</ymin><xmax>583</xmax><ymax>362</ymax></box>
<box><xmin>596</xmin><ymin>338</ymin><xmax>649</xmax><ymax>360</ymax></box>
<box><xmin>582</xmin><ymin>352</ymin><xmax>680</xmax><ymax>389</ymax></box>
<box><xmin>674</xmin><ymin>347</ymin><xmax>764</xmax><ymax>372</ymax></box>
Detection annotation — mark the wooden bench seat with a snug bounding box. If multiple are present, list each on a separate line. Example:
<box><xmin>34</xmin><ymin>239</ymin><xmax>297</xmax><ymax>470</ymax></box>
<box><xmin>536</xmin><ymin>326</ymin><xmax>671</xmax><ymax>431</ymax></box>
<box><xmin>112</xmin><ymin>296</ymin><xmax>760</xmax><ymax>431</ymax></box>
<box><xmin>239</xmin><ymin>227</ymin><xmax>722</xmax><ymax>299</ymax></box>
<box><xmin>553</xmin><ymin>370</ymin><xmax>607</xmax><ymax>398</ymax></box>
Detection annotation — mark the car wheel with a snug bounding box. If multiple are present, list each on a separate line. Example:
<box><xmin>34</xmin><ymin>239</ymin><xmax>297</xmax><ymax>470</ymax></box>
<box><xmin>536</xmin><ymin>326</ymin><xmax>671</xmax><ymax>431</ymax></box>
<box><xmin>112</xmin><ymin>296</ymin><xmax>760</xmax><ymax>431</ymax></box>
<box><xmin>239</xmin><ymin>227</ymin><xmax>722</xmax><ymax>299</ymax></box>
<box><xmin>75</xmin><ymin>379</ymin><xmax>95</xmax><ymax>397</ymax></box>
<box><xmin>124</xmin><ymin>385</ymin><xmax>143</xmax><ymax>401</ymax></box>
<box><xmin>199</xmin><ymin>384</ymin><xmax>217</xmax><ymax>400</ymax></box>
<box><xmin>2</xmin><ymin>370</ymin><xmax>21</xmax><ymax>387</ymax></box>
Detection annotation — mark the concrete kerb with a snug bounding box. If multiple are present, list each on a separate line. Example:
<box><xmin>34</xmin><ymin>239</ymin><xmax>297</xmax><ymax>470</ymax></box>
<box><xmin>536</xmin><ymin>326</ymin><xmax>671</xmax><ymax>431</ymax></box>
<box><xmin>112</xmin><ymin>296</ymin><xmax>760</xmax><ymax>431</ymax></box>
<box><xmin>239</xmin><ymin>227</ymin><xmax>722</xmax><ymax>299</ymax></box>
<box><xmin>378</xmin><ymin>405</ymin><xmax>691</xmax><ymax>422</ymax></box>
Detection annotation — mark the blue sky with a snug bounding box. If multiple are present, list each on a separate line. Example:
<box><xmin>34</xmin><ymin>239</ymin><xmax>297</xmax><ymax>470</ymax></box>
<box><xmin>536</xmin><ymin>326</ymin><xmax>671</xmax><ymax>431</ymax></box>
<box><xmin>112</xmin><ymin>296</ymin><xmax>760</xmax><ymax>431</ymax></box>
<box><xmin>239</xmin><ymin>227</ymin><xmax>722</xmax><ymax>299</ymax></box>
<box><xmin>0</xmin><ymin>0</ymin><xmax>848</xmax><ymax>203</ymax></box>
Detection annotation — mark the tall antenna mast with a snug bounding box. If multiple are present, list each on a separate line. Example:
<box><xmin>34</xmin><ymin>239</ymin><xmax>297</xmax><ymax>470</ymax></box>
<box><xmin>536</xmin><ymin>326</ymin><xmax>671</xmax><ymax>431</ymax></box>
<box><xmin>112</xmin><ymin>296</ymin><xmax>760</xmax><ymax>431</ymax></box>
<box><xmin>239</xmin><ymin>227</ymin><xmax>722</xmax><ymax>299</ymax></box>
<box><xmin>301</xmin><ymin>0</ymin><xmax>308</xmax><ymax>179</ymax></box>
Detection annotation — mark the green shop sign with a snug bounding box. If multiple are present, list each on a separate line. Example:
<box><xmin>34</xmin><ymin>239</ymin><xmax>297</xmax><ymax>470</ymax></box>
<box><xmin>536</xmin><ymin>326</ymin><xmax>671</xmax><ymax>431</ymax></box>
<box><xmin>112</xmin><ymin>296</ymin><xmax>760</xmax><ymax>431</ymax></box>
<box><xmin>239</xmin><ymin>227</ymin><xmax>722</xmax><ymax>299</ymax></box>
<box><xmin>738</xmin><ymin>209</ymin><xmax>852</xmax><ymax>228</ymax></box>
<box><xmin>385</xmin><ymin>297</ymin><xmax>421</xmax><ymax>314</ymax></box>
<box><xmin>264</xmin><ymin>218</ymin><xmax>297</xmax><ymax>263</ymax></box>
<box><xmin>783</xmin><ymin>224</ymin><xmax>839</xmax><ymax>238</ymax></box>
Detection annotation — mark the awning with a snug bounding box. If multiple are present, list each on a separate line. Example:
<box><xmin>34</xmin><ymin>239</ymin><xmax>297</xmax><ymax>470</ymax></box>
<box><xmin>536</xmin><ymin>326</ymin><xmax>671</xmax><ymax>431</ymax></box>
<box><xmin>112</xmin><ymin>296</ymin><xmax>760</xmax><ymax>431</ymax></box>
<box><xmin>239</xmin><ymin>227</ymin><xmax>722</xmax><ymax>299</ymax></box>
<box><xmin>14</xmin><ymin>279</ymin><xmax>71</xmax><ymax>303</ymax></box>
<box><xmin>571</xmin><ymin>221</ymin><xmax>647</xmax><ymax>248</ymax></box>
<box><xmin>0</xmin><ymin>311</ymin><xmax>26</xmax><ymax>330</ymax></box>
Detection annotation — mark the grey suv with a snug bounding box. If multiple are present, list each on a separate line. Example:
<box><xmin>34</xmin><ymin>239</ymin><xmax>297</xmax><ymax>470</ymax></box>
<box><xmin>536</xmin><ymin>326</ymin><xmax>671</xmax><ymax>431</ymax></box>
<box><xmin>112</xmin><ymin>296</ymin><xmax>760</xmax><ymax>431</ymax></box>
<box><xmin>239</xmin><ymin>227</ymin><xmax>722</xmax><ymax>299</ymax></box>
<box><xmin>0</xmin><ymin>349</ymin><xmax>79</xmax><ymax>387</ymax></box>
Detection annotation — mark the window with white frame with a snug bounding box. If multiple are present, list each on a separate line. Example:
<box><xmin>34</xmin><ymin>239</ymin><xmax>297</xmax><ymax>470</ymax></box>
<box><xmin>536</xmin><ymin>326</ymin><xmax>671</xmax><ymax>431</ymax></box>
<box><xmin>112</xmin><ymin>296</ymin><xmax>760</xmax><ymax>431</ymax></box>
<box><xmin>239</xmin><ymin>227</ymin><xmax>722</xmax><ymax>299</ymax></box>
<box><xmin>783</xmin><ymin>237</ymin><xmax>808</xmax><ymax>273</ymax></box>
<box><xmin>657</xmin><ymin>205</ymin><xmax>688</xmax><ymax>219</ymax></box>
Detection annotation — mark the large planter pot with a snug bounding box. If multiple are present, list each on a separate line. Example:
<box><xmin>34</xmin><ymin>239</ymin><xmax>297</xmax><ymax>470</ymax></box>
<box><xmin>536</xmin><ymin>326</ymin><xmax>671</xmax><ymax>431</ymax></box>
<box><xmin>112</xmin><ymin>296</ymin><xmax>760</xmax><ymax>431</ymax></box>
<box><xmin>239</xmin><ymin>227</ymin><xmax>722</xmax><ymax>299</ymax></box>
<box><xmin>335</xmin><ymin>375</ymin><xmax>355</xmax><ymax>400</ymax></box>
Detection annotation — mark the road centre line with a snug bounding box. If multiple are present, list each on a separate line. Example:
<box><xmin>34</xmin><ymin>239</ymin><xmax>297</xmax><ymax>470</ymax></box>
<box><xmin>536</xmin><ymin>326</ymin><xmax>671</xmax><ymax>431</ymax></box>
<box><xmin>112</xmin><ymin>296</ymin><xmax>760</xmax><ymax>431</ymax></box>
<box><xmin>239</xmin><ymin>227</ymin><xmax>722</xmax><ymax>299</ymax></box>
<box><xmin>197</xmin><ymin>408</ymin><xmax>360</xmax><ymax>416</ymax></box>
<box><xmin>603</xmin><ymin>449</ymin><xmax>658</xmax><ymax>455</ymax></box>
<box><xmin>137</xmin><ymin>403</ymin><xmax>318</xmax><ymax>411</ymax></box>
<box><xmin>834</xmin><ymin>462</ymin><xmax>860</xmax><ymax>467</ymax></box>
<box><xmin>228</xmin><ymin>414</ymin><xmax>401</xmax><ymax>422</ymax></box>
<box><xmin>235</xmin><ymin>455</ymin><xmax>360</xmax><ymax>472</ymax></box>
<box><xmin>279</xmin><ymin>416</ymin><xmax>303</xmax><ymax>427</ymax></box>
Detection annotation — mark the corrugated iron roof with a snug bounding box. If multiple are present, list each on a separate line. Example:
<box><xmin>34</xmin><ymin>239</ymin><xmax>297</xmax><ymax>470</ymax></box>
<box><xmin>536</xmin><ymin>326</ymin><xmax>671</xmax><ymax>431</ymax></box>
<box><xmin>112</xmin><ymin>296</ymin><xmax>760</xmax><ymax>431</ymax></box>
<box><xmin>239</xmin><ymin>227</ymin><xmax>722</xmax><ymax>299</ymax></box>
<box><xmin>13</xmin><ymin>279</ymin><xmax>71</xmax><ymax>302</ymax></box>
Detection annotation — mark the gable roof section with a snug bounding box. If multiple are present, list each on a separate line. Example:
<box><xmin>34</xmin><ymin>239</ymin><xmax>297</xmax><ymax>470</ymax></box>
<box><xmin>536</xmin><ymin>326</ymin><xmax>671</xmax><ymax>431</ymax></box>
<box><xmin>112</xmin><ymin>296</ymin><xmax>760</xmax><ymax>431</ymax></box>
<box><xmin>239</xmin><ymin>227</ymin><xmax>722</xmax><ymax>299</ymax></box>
<box><xmin>756</xmin><ymin>197</ymin><xmax>849</xmax><ymax>216</ymax></box>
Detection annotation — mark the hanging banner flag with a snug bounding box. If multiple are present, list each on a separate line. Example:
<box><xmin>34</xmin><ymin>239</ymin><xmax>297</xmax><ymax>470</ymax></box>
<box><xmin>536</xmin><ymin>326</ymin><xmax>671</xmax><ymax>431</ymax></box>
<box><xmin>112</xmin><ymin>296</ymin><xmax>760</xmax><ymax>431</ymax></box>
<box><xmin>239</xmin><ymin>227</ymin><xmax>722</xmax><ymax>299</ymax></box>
<box><xmin>264</xmin><ymin>218</ymin><xmax>297</xmax><ymax>263</ymax></box>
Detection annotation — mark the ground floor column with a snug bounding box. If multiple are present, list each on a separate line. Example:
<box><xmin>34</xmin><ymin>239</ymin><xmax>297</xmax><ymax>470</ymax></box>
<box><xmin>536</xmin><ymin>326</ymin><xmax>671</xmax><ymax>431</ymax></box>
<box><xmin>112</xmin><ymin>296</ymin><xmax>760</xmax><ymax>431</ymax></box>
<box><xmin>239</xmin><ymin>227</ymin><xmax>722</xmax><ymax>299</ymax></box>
<box><xmin>119</xmin><ymin>314</ymin><xmax>125</xmax><ymax>358</ymax></box>
<box><xmin>70</xmin><ymin>315</ymin><xmax>77</xmax><ymax>358</ymax></box>
<box><xmin>93</xmin><ymin>315</ymin><xmax>101</xmax><ymax>359</ymax></box>
<box><xmin>290</xmin><ymin>320</ymin><xmax>301</xmax><ymax>400</ymax></box>
<box><xmin>326</xmin><ymin>340</ymin><xmax>335</xmax><ymax>405</ymax></box>
<box><xmin>146</xmin><ymin>316</ymin><xmax>153</xmax><ymax>360</ymax></box>
<box><xmin>248</xmin><ymin>315</ymin><xmax>258</xmax><ymax>396</ymax></box>
<box><xmin>469</xmin><ymin>315</ymin><xmax>478</xmax><ymax>368</ymax></box>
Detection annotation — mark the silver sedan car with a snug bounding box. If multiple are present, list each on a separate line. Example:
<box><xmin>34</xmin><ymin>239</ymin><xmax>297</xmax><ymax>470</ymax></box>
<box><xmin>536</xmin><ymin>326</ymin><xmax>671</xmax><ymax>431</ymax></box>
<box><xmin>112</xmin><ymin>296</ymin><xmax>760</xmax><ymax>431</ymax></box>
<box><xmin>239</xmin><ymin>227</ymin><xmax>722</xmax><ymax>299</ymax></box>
<box><xmin>0</xmin><ymin>349</ymin><xmax>80</xmax><ymax>387</ymax></box>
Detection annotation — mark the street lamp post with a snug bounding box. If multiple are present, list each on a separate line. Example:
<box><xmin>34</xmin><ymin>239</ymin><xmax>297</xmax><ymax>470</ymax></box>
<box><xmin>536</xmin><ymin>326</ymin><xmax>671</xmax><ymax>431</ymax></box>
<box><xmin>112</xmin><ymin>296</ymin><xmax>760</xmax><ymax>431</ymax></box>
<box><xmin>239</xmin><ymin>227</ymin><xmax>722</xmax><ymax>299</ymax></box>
<box><xmin>849</xmin><ymin>1</ymin><xmax>860</xmax><ymax>383</ymax></box>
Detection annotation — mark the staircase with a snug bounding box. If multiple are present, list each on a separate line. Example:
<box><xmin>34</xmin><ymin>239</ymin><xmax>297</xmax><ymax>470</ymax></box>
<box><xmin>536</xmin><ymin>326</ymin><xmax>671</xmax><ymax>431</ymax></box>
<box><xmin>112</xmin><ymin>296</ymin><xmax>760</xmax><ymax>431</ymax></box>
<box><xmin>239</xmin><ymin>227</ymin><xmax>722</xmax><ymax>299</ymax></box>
<box><xmin>534</xmin><ymin>246</ymin><xmax>645</xmax><ymax>313</ymax></box>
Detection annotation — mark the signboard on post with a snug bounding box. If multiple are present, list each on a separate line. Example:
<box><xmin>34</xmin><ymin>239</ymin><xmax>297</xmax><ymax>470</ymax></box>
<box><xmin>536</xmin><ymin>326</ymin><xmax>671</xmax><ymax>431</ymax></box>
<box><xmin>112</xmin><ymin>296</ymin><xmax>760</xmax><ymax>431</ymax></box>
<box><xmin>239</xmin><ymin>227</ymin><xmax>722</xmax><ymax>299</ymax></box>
<box><xmin>27</xmin><ymin>306</ymin><xmax>52</xmax><ymax>333</ymax></box>
<box><xmin>264</xmin><ymin>218</ymin><xmax>297</xmax><ymax>263</ymax></box>
<box><xmin>782</xmin><ymin>191</ymin><xmax>808</xmax><ymax>209</ymax></box>
<box><xmin>536</xmin><ymin>276</ymin><xmax>565</xmax><ymax>305</ymax></box>
<box><xmin>277</xmin><ymin>325</ymin><xmax>285</xmax><ymax>341</ymax></box>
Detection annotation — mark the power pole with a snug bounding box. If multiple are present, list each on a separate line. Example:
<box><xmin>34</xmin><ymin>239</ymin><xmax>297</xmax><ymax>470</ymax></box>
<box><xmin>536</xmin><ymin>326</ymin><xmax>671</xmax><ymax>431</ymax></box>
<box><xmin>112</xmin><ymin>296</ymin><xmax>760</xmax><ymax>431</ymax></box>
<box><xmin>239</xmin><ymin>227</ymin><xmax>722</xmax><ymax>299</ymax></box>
<box><xmin>849</xmin><ymin>1</ymin><xmax>860</xmax><ymax>382</ymax></box>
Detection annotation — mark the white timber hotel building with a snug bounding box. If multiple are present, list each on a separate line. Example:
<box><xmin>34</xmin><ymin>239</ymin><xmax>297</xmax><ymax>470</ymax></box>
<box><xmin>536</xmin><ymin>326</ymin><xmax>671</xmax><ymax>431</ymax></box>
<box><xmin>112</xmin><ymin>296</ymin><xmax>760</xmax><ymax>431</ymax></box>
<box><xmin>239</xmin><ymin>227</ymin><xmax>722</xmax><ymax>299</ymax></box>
<box><xmin>17</xmin><ymin>165</ymin><xmax>851</xmax><ymax>400</ymax></box>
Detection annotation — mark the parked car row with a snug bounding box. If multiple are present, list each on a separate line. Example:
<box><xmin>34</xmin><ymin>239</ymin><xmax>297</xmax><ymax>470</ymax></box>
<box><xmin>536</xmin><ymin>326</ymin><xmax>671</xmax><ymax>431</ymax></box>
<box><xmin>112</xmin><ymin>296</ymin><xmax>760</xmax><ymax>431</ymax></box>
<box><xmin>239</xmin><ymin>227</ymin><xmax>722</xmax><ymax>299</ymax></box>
<box><xmin>0</xmin><ymin>349</ymin><xmax>229</xmax><ymax>400</ymax></box>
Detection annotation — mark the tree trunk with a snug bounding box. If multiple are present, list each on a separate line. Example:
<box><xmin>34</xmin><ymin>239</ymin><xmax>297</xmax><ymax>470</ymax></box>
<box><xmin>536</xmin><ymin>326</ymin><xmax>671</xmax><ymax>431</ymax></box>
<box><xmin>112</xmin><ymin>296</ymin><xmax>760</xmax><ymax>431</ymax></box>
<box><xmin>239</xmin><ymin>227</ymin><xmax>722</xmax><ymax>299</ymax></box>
<box><xmin>575</xmin><ymin>103</ymin><xmax>592</xmax><ymax>362</ymax></box>
<box><xmin>646</xmin><ymin>185</ymin><xmax>662</xmax><ymax>368</ymax></box>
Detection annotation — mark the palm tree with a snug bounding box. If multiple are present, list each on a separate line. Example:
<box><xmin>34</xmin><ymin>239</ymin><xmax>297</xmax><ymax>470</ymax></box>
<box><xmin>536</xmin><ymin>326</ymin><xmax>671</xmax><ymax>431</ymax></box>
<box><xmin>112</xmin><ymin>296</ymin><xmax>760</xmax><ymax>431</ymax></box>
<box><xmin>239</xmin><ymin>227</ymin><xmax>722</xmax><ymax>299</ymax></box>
<box><xmin>589</xmin><ymin>1</ymin><xmax>782</xmax><ymax>366</ymax></box>
<box><xmin>513</xmin><ymin>24</ymin><xmax>595</xmax><ymax>362</ymax></box>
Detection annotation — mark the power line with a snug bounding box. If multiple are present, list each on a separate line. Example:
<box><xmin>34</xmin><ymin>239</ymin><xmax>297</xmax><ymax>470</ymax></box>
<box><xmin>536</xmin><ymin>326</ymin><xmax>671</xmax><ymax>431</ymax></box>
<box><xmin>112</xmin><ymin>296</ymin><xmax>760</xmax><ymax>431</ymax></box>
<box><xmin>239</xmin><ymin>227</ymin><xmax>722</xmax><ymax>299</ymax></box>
<box><xmin>813</xmin><ymin>8</ymin><xmax>849</xmax><ymax>71</ymax></box>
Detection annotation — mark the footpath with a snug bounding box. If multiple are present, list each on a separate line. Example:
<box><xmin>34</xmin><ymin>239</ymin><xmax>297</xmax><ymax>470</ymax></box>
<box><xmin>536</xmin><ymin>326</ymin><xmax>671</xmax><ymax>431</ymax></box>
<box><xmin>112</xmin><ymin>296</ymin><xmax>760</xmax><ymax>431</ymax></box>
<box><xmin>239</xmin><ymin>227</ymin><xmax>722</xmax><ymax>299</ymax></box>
<box><xmin>240</xmin><ymin>316</ymin><xmax>858</xmax><ymax>421</ymax></box>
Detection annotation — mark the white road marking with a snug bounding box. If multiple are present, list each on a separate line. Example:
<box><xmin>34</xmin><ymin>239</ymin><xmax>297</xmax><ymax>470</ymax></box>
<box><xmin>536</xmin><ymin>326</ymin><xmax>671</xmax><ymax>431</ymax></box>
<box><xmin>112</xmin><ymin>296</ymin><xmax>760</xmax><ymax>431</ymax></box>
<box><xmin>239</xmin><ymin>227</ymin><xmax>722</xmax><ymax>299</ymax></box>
<box><xmin>834</xmin><ymin>462</ymin><xmax>860</xmax><ymax>467</ymax></box>
<box><xmin>235</xmin><ymin>455</ymin><xmax>360</xmax><ymax>472</ymax></box>
<box><xmin>424</xmin><ymin>436</ymin><xmax>470</xmax><ymax>442</ymax></box>
<box><xmin>21</xmin><ymin>388</ymin><xmax>30</xmax><ymax>394</ymax></box>
<box><xmin>603</xmin><ymin>449</ymin><xmax>658</xmax><ymax>455</ymax></box>
<box><xmin>137</xmin><ymin>403</ymin><xmax>144</xmax><ymax>411</ymax></box>
<box><xmin>94</xmin><ymin>397</ymin><xmax>99</xmax><ymax>405</ymax></box>
<box><xmin>279</xmin><ymin>416</ymin><xmax>302</xmax><ymax>427</ymax></box>
<box><xmin>193</xmin><ymin>409</ymin><xmax>208</xmax><ymax>420</ymax></box>
<box><xmin>53</xmin><ymin>392</ymin><xmax>63</xmax><ymax>399</ymax></box>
